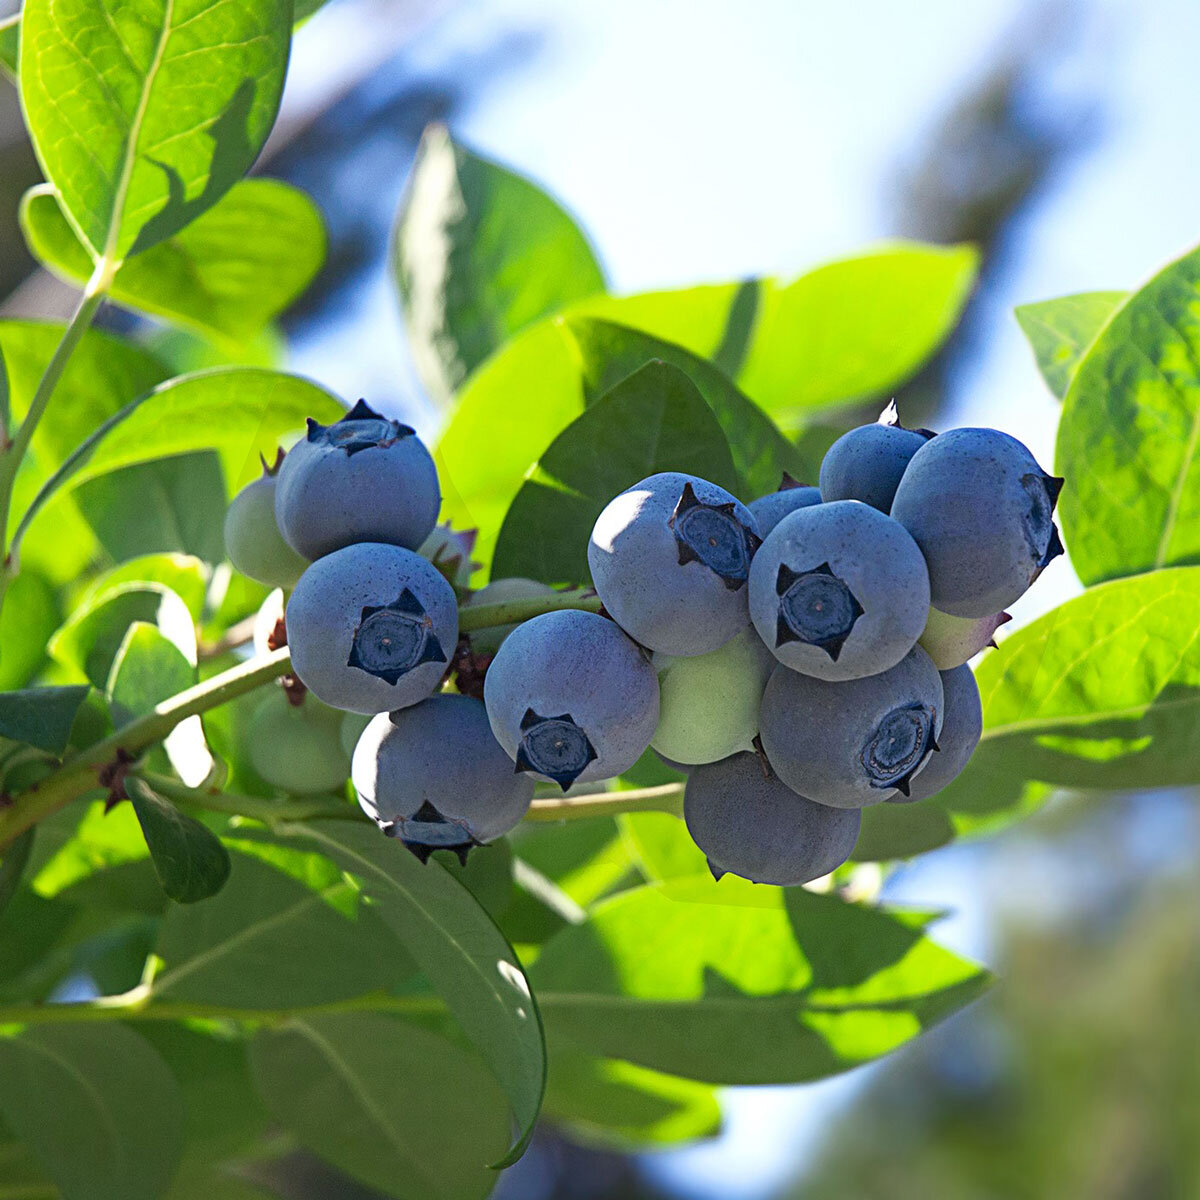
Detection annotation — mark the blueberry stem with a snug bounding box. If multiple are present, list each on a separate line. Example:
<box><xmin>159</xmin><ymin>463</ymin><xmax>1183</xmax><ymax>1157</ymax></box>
<box><xmin>524</xmin><ymin>782</ymin><xmax>684</xmax><ymax>822</ymax></box>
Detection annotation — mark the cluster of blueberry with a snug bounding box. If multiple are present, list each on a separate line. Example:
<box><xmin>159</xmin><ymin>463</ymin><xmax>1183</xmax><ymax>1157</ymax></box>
<box><xmin>224</xmin><ymin>400</ymin><xmax>1063</xmax><ymax>884</ymax></box>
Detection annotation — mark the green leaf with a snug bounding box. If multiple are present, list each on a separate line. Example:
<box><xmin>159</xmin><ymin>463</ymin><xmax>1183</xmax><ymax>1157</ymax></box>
<box><xmin>394</xmin><ymin>124</ymin><xmax>605</xmax><ymax>407</ymax></box>
<box><xmin>126</xmin><ymin>777</ymin><xmax>229</xmax><ymax>904</ymax></box>
<box><xmin>543</xmin><ymin>1049</ymin><xmax>721</xmax><ymax>1149</ymax></box>
<box><xmin>275</xmin><ymin>819</ymin><xmax>545</xmax><ymax>1165</ymax></box>
<box><xmin>0</xmin><ymin>321</ymin><xmax>169</xmax><ymax>549</ymax></box>
<box><xmin>251</xmin><ymin>1013</ymin><xmax>512</xmax><ymax>1199</ymax></box>
<box><xmin>75</xmin><ymin>451</ymin><xmax>227</xmax><ymax>564</ymax></box>
<box><xmin>50</xmin><ymin>581</ymin><xmax>196</xmax><ymax>687</ymax></box>
<box><xmin>153</xmin><ymin>848</ymin><xmax>414</xmax><ymax>1007</ymax></box>
<box><xmin>83</xmin><ymin>554</ymin><xmax>211</xmax><ymax>622</ymax></box>
<box><xmin>618</xmin><ymin>811</ymin><xmax>708</xmax><ymax>881</ymax></box>
<box><xmin>851</xmin><ymin>799</ymin><xmax>956</xmax><ymax>862</ymax></box>
<box><xmin>19</xmin><ymin>367</ymin><xmax>343</xmax><ymax>543</ymax></box>
<box><xmin>1057</xmin><ymin>244</ymin><xmax>1200</xmax><ymax>584</ymax></box>
<box><xmin>0</xmin><ymin>14</ymin><xmax>17</xmax><ymax>81</ymax></box>
<box><xmin>492</xmin><ymin>360</ymin><xmax>738</xmax><ymax>584</ymax></box>
<box><xmin>0</xmin><ymin>685</ymin><xmax>90</xmax><ymax>753</ymax></box>
<box><xmin>0</xmin><ymin>569</ymin><xmax>62</xmax><ymax>690</ymax></box>
<box><xmin>0</xmin><ymin>829</ymin><xmax>35</xmax><ymax>918</ymax></box>
<box><xmin>0</xmin><ymin>1022</ymin><xmax>185</xmax><ymax>1200</ymax></box>
<box><xmin>566</xmin><ymin>317</ymin><xmax>798</xmax><ymax>500</ymax></box>
<box><xmin>736</xmin><ymin>242</ymin><xmax>978</xmax><ymax>419</ymax></box>
<box><xmin>107</xmin><ymin>621</ymin><xmax>196</xmax><ymax>724</ymax></box>
<box><xmin>1015</xmin><ymin>290</ymin><xmax>1126</xmax><ymax>400</ymax></box>
<box><xmin>953</xmin><ymin>567</ymin><xmax>1200</xmax><ymax>790</ymax></box>
<box><xmin>22</xmin><ymin>179</ymin><xmax>326</xmax><ymax>344</ymax></box>
<box><xmin>438</xmin><ymin>319</ymin><xmax>798</xmax><ymax>573</ymax></box>
<box><xmin>30</xmin><ymin>801</ymin><xmax>151</xmax><ymax>897</ymax></box>
<box><xmin>20</xmin><ymin>0</ymin><xmax>291</xmax><ymax>260</ymax></box>
<box><xmin>530</xmin><ymin>877</ymin><xmax>988</xmax><ymax>1083</ymax></box>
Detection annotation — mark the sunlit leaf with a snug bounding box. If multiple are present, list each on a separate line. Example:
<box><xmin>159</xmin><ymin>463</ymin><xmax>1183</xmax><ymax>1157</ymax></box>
<box><xmin>1015</xmin><ymin>290</ymin><xmax>1126</xmax><ymax>400</ymax></box>
<box><xmin>20</xmin><ymin>0</ymin><xmax>291</xmax><ymax>258</ymax></box>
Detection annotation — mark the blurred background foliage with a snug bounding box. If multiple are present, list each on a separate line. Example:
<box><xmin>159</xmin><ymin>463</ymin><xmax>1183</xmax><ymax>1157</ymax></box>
<box><xmin>3</xmin><ymin>0</ymin><xmax>1198</xmax><ymax>1197</ymax></box>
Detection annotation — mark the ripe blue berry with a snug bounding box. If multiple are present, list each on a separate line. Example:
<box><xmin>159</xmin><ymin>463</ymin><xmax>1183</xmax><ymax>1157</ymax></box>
<box><xmin>758</xmin><ymin>645</ymin><xmax>944</xmax><ymax>808</ymax></box>
<box><xmin>819</xmin><ymin>415</ymin><xmax>932</xmax><ymax>512</ymax></box>
<box><xmin>892</xmin><ymin>664</ymin><xmax>982</xmax><ymax>804</ymax></box>
<box><xmin>483</xmin><ymin>610</ymin><xmax>659</xmax><ymax>789</ymax></box>
<box><xmin>684</xmin><ymin>752</ymin><xmax>861</xmax><ymax>885</ymax></box>
<box><xmin>651</xmin><ymin>627</ymin><xmax>774</xmax><ymax>765</ymax></box>
<box><xmin>247</xmin><ymin>689</ymin><xmax>350</xmax><ymax>795</ymax></box>
<box><xmin>919</xmin><ymin>606</ymin><xmax>1011</xmax><ymax>670</ymax></box>
<box><xmin>275</xmin><ymin>400</ymin><xmax>441</xmax><ymax>561</ymax></box>
<box><xmin>286</xmin><ymin>542</ymin><xmax>458</xmax><ymax>714</ymax></box>
<box><xmin>224</xmin><ymin>472</ymin><xmax>308</xmax><ymax>589</ymax></box>
<box><xmin>747</xmin><ymin>477</ymin><xmax>822</xmax><ymax>536</ymax></box>
<box><xmin>748</xmin><ymin>500</ymin><xmax>930</xmax><ymax>681</ymax></box>
<box><xmin>588</xmin><ymin>472</ymin><xmax>761</xmax><ymax>656</ymax></box>
<box><xmin>890</xmin><ymin>427</ymin><xmax>1064</xmax><ymax>618</ymax></box>
<box><xmin>352</xmin><ymin>694</ymin><xmax>533</xmax><ymax>862</ymax></box>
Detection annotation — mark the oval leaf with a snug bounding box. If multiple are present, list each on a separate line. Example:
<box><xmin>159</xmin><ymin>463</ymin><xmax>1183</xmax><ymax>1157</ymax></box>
<box><xmin>20</xmin><ymin>0</ymin><xmax>291</xmax><ymax>259</ymax></box>
<box><xmin>22</xmin><ymin>179</ymin><xmax>326</xmax><ymax>344</ymax></box>
<box><xmin>957</xmin><ymin>566</ymin><xmax>1200</xmax><ymax>790</ymax></box>
<box><xmin>0</xmin><ymin>685</ymin><xmax>89</xmax><ymax>753</ymax></box>
<box><xmin>530</xmin><ymin>878</ymin><xmax>988</xmax><ymax>1083</ymax></box>
<box><xmin>0</xmin><ymin>1022</ymin><xmax>185</xmax><ymax>1200</ymax></box>
<box><xmin>126</xmin><ymin>777</ymin><xmax>229</xmax><ymax>904</ymax></box>
<box><xmin>153</xmin><ymin>848</ymin><xmax>415</xmax><ymax>1005</ymax></box>
<box><xmin>491</xmin><ymin>359</ymin><xmax>738</xmax><ymax>584</ymax></box>
<box><xmin>1057</xmin><ymin>244</ymin><xmax>1200</xmax><ymax>584</ymax></box>
<box><xmin>275</xmin><ymin>819</ymin><xmax>546</xmax><ymax>1166</ymax></box>
<box><xmin>393</xmin><ymin>124</ymin><xmax>605</xmax><ymax>407</ymax></box>
<box><xmin>1015</xmin><ymin>290</ymin><xmax>1126</xmax><ymax>400</ymax></box>
<box><xmin>251</xmin><ymin>1013</ymin><xmax>512</xmax><ymax>1199</ymax></box>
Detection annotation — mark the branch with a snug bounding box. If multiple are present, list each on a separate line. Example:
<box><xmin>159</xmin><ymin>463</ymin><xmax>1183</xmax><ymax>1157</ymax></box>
<box><xmin>524</xmin><ymin>783</ymin><xmax>684</xmax><ymax>822</ymax></box>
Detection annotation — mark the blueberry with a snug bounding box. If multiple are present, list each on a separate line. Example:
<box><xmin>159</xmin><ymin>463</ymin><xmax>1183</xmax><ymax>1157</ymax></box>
<box><xmin>684</xmin><ymin>752</ymin><xmax>861</xmax><ymax>885</ymax></box>
<box><xmin>352</xmin><ymin>694</ymin><xmax>533</xmax><ymax>862</ymax></box>
<box><xmin>224</xmin><ymin>471</ymin><xmax>308</xmax><ymax>589</ymax></box>
<box><xmin>651</xmin><ymin>627</ymin><xmax>774</xmax><ymax>765</ymax></box>
<box><xmin>747</xmin><ymin>475</ymin><xmax>822</xmax><ymax>536</ymax></box>
<box><xmin>247</xmin><ymin>689</ymin><xmax>351</xmax><ymax>795</ymax></box>
<box><xmin>466</xmin><ymin>577</ymin><xmax>557</xmax><ymax>655</ymax></box>
<box><xmin>748</xmin><ymin>499</ymin><xmax>930</xmax><ymax>681</ymax></box>
<box><xmin>286</xmin><ymin>542</ymin><xmax>458</xmax><ymax>714</ymax></box>
<box><xmin>588</xmin><ymin>472</ymin><xmax>762</xmax><ymax>656</ymax></box>
<box><xmin>919</xmin><ymin>606</ymin><xmax>1011</xmax><ymax>670</ymax></box>
<box><xmin>892</xmin><ymin>664</ymin><xmax>981</xmax><ymax>804</ymax></box>
<box><xmin>890</xmin><ymin>427</ymin><xmax>1064</xmax><ymax>618</ymax></box>
<box><xmin>758</xmin><ymin>644</ymin><xmax>944</xmax><ymax>808</ymax></box>
<box><xmin>819</xmin><ymin>411</ymin><xmax>932</xmax><ymax>512</ymax></box>
<box><xmin>483</xmin><ymin>609</ymin><xmax>659</xmax><ymax>789</ymax></box>
<box><xmin>275</xmin><ymin>400</ymin><xmax>441</xmax><ymax>561</ymax></box>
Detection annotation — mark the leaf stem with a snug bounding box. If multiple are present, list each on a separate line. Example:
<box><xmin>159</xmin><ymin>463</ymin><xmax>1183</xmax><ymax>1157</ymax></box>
<box><xmin>524</xmin><ymin>783</ymin><xmax>684</xmax><ymax>822</ymax></box>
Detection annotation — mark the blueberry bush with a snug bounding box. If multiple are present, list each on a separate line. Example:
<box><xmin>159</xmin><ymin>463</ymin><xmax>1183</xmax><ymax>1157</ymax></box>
<box><xmin>0</xmin><ymin>4</ymin><xmax>1195</xmax><ymax>1199</ymax></box>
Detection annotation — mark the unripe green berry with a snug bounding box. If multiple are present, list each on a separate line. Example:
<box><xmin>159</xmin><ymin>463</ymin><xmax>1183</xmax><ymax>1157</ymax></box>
<box><xmin>225</xmin><ymin>474</ymin><xmax>308</xmax><ymax>589</ymax></box>
<box><xmin>651</xmin><ymin>627</ymin><xmax>774</xmax><ymax>765</ymax></box>
<box><xmin>247</xmin><ymin>689</ymin><xmax>351</xmax><ymax>795</ymax></box>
